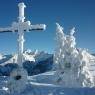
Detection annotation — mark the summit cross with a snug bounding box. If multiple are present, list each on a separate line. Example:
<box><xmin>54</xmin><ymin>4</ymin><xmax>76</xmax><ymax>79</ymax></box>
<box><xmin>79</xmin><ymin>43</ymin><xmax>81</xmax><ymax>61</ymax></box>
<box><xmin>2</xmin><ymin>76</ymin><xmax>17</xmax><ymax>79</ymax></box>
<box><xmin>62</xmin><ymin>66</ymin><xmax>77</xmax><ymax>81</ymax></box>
<box><xmin>0</xmin><ymin>2</ymin><xmax>46</xmax><ymax>67</ymax></box>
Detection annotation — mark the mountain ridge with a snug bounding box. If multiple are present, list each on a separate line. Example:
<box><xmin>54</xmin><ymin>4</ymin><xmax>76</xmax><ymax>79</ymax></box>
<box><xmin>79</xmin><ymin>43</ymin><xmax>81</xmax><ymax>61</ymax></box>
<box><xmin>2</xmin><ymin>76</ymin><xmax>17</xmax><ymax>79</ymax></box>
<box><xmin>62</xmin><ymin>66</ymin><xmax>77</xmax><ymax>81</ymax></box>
<box><xmin>0</xmin><ymin>50</ymin><xmax>53</xmax><ymax>76</ymax></box>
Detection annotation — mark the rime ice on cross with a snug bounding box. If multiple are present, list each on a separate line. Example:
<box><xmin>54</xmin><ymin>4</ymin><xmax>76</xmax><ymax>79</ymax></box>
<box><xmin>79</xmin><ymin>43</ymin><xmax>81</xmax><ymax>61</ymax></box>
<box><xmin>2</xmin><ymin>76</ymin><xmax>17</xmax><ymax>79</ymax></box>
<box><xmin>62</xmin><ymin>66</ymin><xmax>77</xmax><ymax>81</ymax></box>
<box><xmin>0</xmin><ymin>2</ymin><xmax>46</xmax><ymax>67</ymax></box>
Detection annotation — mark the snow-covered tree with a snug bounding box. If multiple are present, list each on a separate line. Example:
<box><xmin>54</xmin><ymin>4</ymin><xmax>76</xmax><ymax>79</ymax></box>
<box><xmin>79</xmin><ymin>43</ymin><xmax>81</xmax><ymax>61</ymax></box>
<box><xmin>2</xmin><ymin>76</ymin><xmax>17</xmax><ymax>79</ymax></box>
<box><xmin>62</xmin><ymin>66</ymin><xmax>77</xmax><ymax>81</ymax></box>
<box><xmin>53</xmin><ymin>23</ymin><xmax>66</xmax><ymax>70</ymax></box>
<box><xmin>53</xmin><ymin>23</ymin><xmax>95</xmax><ymax>87</ymax></box>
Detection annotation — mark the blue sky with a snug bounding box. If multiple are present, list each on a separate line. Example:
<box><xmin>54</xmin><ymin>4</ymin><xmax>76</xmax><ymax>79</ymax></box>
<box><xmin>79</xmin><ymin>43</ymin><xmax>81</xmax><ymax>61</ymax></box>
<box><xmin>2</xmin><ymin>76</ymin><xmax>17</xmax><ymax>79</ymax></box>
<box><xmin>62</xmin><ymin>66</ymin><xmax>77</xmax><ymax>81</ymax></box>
<box><xmin>0</xmin><ymin>0</ymin><xmax>95</xmax><ymax>54</ymax></box>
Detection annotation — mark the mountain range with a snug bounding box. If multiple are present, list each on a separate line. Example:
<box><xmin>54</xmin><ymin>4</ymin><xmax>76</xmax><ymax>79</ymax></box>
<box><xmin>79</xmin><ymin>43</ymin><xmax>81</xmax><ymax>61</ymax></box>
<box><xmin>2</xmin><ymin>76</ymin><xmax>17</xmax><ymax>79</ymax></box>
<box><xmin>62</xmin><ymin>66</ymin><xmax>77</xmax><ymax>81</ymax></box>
<box><xmin>0</xmin><ymin>50</ymin><xmax>53</xmax><ymax>76</ymax></box>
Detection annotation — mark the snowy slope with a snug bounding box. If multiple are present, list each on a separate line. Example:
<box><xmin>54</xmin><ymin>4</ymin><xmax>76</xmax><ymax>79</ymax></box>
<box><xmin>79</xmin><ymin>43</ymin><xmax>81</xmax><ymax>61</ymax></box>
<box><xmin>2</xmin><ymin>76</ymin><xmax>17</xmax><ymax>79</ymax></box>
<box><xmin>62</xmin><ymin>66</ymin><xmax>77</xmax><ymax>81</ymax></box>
<box><xmin>0</xmin><ymin>71</ymin><xmax>95</xmax><ymax>95</ymax></box>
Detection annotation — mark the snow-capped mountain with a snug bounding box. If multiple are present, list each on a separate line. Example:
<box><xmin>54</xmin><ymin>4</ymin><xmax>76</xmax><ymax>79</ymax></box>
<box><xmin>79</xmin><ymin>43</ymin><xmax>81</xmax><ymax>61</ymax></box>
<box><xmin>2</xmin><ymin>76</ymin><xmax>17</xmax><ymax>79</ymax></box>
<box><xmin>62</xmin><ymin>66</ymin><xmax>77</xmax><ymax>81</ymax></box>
<box><xmin>0</xmin><ymin>54</ymin><xmax>5</xmax><ymax>60</ymax></box>
<box><xmin>0</xmin><ymin>50</ymin><xmax>53</xmax><ymax>76</ymax></box>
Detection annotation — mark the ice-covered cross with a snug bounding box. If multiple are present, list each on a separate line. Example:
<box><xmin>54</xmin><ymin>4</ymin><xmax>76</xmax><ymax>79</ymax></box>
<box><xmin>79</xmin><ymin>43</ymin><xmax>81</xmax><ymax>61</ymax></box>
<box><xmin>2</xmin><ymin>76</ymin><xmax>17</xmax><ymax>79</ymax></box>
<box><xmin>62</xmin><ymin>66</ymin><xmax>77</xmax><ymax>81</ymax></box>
<box><xmin>0</xmin><ymin>2</ymin><xmax>46</xmax><ymax>67</ymax></box>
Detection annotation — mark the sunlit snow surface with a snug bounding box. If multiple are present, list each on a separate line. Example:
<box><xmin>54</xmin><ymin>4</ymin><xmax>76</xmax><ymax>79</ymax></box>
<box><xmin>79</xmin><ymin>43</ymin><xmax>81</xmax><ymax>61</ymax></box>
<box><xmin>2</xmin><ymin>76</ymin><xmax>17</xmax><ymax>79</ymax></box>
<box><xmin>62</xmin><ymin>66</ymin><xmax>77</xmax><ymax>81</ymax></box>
<box><xmin>0</xmin><ymin>71</ymin><xmax>95</xmax><ymax>95</ymax></box>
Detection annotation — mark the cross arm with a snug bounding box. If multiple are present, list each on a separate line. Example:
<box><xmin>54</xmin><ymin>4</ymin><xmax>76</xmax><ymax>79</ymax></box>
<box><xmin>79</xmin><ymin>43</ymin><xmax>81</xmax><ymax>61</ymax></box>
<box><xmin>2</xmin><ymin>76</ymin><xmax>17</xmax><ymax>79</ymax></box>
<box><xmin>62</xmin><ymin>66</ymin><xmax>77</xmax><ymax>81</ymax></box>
<box><xmin>0</xmin><ymin>27</ymin><xmax>13</xmax><ymax>33</ymax></box>
<box><xmin>29</xmin><ymin>24</ymin><xmax>46</xmax><ymax>31</ymax></box>
<box><xmin>0</xmin><ymin>22</ymin><xmax>46</xmax><ymax>33</ymax></box>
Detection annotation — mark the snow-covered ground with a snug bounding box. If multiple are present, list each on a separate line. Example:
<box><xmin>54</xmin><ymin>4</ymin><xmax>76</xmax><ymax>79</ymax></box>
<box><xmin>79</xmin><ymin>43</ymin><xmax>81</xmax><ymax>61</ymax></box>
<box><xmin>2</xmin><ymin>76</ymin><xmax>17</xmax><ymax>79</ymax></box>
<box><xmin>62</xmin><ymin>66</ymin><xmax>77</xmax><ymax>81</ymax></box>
<box><xmin>0</xmin><ymin>71</ymin><xmax>95</xmax><ymax>95</ymax></box>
